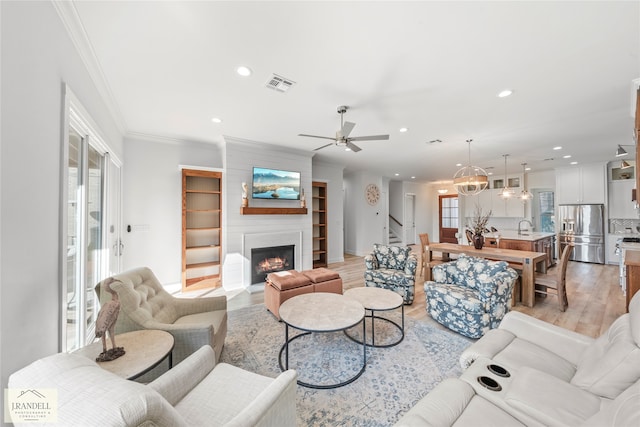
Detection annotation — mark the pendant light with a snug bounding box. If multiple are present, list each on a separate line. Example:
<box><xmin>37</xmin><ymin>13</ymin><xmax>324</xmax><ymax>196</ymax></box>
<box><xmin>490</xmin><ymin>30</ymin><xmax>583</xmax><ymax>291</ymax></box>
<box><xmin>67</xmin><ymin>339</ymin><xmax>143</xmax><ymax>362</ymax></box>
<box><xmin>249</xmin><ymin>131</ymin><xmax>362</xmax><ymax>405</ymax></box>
<box><xmin>453</xmin><ymin>139</ymin><xmax>488</xmax><ymax>196</ymax></box>
<box><xmin>519</xmin><ymin>163</ymin><xmax>533</xmax><ymax>202</ymax></box>
<box><xmin>498</xmin><ymin>154</ymin><xmax>515</xmax><ymax>199</ymax></box>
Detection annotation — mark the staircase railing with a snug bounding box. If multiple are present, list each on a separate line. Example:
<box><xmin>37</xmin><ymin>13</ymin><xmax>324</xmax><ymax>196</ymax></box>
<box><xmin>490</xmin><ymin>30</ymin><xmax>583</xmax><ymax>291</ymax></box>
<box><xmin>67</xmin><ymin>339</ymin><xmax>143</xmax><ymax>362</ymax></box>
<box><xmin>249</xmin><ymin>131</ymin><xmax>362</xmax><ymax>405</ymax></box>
<box><xmin>389</xmin><ymin>214</ymin><xmax>403</xmax><ymax>227</ymax></box>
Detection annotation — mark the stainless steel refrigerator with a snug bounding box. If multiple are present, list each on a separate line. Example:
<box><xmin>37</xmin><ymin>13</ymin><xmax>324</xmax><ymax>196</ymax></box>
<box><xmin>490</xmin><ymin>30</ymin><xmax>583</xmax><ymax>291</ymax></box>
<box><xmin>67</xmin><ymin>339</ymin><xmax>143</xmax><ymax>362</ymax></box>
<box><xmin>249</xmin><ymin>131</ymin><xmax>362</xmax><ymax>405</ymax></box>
<box><xmin>558</xmin><ymin>204</ymin><xmax>605</xmax><ymax>264</ymax></box>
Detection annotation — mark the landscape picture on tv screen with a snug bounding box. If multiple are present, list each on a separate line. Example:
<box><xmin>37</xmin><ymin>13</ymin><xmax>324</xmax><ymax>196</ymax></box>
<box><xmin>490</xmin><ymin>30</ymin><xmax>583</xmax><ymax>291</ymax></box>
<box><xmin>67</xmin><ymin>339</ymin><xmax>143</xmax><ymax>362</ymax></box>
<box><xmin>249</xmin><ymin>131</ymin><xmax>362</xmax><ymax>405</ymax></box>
<box><xmin>252</xmin><ymin>167</ymin><xmax>301</xmax><ymax>200</ymax></box>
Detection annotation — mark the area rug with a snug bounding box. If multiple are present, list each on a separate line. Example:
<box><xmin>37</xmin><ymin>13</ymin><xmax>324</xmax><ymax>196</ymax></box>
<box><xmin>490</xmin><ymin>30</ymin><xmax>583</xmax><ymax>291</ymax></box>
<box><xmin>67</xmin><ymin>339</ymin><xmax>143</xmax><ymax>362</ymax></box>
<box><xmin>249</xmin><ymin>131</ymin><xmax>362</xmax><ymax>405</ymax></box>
<box><xmin>220</xmin><ymin>304</ymin><xmax>474</xmax><ymax>427</ymax></box>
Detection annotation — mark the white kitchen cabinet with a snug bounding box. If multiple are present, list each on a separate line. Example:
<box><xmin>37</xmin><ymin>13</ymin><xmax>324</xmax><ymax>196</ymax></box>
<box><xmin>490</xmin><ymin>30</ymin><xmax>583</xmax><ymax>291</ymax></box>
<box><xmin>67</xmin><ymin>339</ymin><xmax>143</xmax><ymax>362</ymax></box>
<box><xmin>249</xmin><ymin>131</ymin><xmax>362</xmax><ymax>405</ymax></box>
<box><xmin>463</xmin><ymin>188</ymin><xmax>524</xmax><ymax>218</ymax></box>
<box><xmin>609</xmin><ymin>179</ymin><xmax>636</xmax><ymax>219</ymax></box>
<box><xmin>606</xmin><ymin>234</ymin><xmax>620</xmax><ymax>265</ymax></box>
<box><xmin>556</xmin><ymin>163</ymin><xmax>606</xmax><ymax>204</ymax></box>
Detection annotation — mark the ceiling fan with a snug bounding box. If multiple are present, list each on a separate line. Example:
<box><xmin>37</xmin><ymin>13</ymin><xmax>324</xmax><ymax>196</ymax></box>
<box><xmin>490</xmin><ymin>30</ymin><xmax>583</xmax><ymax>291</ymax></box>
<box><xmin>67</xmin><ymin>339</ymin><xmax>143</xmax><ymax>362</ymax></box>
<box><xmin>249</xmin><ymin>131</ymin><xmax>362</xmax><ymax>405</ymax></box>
<box><xmin>298</xmin><ymin>105</ymin><xmax>389</xmax><ymax>152</ymax></box>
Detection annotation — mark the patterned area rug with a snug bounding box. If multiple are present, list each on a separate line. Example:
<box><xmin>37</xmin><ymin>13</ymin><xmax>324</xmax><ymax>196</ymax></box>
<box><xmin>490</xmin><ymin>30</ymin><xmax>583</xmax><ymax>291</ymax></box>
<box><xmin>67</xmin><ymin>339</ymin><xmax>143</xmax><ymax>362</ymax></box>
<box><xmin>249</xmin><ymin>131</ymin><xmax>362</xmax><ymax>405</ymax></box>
<box><xmin>220</xmin><ymin>303</ymin><xmax>473</xmax><ymax>427</ymax></box>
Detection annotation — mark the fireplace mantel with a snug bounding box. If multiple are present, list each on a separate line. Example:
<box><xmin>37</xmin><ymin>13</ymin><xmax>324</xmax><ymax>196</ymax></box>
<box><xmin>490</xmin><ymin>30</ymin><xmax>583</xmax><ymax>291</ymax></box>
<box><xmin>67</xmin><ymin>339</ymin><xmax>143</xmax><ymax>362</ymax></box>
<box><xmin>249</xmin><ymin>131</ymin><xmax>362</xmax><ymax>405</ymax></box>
<box><xmin>240</xmin><ymin>207</ymin><xmax>307</xmax><ymax>215</ymax></box>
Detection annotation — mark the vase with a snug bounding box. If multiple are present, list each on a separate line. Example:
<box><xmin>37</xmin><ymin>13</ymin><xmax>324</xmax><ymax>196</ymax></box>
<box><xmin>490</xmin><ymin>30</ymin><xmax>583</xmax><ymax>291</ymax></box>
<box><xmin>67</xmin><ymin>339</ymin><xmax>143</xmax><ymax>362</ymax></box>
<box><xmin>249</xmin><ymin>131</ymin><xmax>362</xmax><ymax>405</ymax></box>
<box><xmin>473</xmin><ymin>233</ymin><xmax>484</xmax><ymax>250</ymax></box>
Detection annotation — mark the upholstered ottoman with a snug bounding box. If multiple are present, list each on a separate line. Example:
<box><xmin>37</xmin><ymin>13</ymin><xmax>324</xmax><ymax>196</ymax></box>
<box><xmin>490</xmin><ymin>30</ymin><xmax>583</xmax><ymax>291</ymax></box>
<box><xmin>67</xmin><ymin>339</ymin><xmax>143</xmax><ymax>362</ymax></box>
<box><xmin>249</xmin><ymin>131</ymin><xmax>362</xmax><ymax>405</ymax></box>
<box><xmin>264</xmin><ymin>268</ymin><xmax>343</xmax><ymax>320</ymax></box>
<box><xmin>301</xmin><ymin>267</ymin><xmax>343</xmax><ymax>294</ymax></box>
<box><xmin>265</xmin><ymin>270</ymin><xmax>313</xmax><ymax>320</ymax></box>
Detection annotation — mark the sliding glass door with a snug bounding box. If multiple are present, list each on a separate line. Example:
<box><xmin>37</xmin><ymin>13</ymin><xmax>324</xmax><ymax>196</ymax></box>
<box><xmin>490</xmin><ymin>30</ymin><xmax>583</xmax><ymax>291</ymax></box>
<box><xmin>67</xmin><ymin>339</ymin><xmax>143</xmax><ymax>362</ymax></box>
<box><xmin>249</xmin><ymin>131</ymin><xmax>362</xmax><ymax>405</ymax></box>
<box><xmin>62</xmin><ymin>87</ymin><xmax>122</xmax><ymax>352</ymax></box>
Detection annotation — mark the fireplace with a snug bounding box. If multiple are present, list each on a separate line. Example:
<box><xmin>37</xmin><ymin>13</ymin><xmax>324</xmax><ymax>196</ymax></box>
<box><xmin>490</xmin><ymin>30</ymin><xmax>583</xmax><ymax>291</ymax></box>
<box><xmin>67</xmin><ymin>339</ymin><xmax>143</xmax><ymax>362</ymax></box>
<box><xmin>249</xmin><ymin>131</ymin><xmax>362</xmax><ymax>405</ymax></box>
<box><xmin>243</xmin><ymin>231</ymin><xmax>302</xmax><ymax>288</ymax></box>
<box><xmin>251</xmin><ymin>245</ymin><xmax>295</xmax><ymax>284</ymax></box>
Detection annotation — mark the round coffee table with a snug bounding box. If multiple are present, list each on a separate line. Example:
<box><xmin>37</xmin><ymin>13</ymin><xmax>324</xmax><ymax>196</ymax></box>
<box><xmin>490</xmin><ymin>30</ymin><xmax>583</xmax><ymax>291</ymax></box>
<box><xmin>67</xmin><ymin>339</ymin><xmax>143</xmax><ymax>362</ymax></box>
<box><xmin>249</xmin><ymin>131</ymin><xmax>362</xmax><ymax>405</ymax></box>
<box><xmin>344</xmin><ymin>287</ymin><xmax>405</xmax><ymax>347</ymax></box>
<box><xmin>74</xmin><ymin>330</ymin><xmax>174</xmax><ymax>380</ymax></box>
<box><xmin>278</xmin><ymin>292</ymin><xmax>366</xmax><ymax>389</ymax></box>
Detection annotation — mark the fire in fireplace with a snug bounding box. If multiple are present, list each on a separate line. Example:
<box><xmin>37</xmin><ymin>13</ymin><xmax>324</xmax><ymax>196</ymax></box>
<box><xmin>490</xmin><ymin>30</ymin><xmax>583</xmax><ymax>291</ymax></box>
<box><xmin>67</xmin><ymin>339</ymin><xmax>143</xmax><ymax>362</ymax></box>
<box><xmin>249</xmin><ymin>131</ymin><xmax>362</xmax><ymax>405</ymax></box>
<box><xmin>251</xmin><ymin>244</ymin><xmax>294</xmax><ymax>284</ymax></box>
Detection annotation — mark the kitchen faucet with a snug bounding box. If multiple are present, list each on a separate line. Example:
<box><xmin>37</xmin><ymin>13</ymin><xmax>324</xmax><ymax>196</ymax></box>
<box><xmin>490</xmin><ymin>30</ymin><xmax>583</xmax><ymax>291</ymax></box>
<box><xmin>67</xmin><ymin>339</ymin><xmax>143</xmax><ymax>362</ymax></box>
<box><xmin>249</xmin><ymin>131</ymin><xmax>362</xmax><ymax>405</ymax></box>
<box><xmin>518</xmin><ymin>219</ymin><xmax>533</xmax><ymax>235</ymax></box>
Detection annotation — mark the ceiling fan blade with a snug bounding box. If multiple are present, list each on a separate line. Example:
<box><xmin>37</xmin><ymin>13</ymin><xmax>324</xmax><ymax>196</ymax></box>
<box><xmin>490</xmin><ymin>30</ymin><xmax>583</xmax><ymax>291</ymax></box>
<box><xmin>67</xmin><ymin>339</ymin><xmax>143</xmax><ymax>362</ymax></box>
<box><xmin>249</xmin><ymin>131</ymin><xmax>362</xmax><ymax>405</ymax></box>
<box><xmin>313</xmin><ymin>143</ymin><xmax>335</xmax><ymax>151</ymax></box>
<box><xmin>298</xmin><ymin>134</ymin><xmax>337</xmax><ymax>141</ymax></box>
<box><xmin>349</xmin><ymin>134</ymin><xmax>390</xmax><ymax>142</ymax></box>
<box><xmin>340</xmin><ymin>121</ymin><xmax>356</xmax><ymax>138</ymax></box>
<box><xmin>346</xmin><ymin>141</ymin><xmax>362</xmax><ymax>152</ymax></box>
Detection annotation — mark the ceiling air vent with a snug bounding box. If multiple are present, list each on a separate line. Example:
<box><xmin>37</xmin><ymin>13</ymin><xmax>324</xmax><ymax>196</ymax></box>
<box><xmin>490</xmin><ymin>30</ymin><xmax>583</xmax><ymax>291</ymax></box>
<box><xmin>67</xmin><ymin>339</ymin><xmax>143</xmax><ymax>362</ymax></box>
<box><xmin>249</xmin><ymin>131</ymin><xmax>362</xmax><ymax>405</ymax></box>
<box><xmin>266</xmin><ymin>74</ymin><xmax>295</xmax><ymax>93</ymax></box>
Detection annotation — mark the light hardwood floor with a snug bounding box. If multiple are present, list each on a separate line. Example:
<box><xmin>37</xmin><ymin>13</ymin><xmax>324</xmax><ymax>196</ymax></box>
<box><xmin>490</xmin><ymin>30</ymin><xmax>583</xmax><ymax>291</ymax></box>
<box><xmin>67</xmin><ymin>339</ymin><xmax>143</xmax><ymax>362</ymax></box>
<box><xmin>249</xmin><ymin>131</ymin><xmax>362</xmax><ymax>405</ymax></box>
<box><xmin>226</xmin><ymin>248</ymin><xmax>625</xmax><ymax>339</ymax></box>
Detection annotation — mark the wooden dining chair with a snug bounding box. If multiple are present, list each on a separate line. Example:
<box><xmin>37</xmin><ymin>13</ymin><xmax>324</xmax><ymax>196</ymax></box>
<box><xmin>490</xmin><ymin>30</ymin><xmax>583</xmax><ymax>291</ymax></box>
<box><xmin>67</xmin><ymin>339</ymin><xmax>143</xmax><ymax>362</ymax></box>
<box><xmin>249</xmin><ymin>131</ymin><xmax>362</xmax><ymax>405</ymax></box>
<box><xmin>534</xmin><ymin>244</ymin><xmax>573</xmax><ymax>311</ymax></box>
<box><xmin>465</xmin><ymin>229</ymin><xmax>474</xmax><ymax>246</ymax></box>
<box><xmin>418</xmin><ymin>233</ymin><xmax>444</xmax><ymax>280</ymax></box>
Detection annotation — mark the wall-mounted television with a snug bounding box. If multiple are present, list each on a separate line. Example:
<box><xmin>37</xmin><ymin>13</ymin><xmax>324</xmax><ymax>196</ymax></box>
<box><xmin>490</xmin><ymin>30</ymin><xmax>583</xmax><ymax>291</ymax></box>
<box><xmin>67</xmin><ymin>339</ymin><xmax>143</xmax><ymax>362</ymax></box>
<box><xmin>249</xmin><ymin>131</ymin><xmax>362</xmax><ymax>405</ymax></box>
<box><xmin>252</xmin><ymin>167</ymin><xmax>301</xmax><ymax>200</ymax></box>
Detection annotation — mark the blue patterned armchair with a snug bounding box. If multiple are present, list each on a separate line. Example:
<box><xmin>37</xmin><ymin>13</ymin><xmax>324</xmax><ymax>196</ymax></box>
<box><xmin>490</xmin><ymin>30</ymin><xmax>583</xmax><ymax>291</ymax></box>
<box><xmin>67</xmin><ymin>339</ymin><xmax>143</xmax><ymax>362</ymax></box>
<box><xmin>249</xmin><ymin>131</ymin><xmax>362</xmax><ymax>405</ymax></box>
<box><xmin>364</xmin><ymin>243</ymin><xmax>418</xmax><ymax>305</ymax></box>
<box><xmin>424</xmin><ymin>254</ymin><xmax>518</xmax><ymax>338</ymax></box>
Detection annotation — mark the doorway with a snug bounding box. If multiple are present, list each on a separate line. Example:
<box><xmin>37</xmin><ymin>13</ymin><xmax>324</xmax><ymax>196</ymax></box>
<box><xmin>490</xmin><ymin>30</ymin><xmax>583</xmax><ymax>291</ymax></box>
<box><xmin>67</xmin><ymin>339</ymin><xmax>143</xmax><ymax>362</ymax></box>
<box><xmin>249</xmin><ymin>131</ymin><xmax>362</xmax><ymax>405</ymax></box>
<box><xmin>404</xmin><ymin>194</ymin><xmax>416</xmax><ymax>245</ymax></box>
<box><xmin>439</xmin><ymin>195</ymin><xmax>459</xmax><ymax>243</ymax></box>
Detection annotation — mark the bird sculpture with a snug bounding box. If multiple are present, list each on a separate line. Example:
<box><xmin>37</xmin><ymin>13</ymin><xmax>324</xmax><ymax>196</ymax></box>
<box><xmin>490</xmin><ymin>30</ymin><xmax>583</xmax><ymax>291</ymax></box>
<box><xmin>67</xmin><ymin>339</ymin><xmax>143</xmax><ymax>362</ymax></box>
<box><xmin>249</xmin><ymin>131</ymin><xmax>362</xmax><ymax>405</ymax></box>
<box><xmin>95</xmin><ymin>278</ymin><xmax>125</xmax><ymax>362</ymax></box>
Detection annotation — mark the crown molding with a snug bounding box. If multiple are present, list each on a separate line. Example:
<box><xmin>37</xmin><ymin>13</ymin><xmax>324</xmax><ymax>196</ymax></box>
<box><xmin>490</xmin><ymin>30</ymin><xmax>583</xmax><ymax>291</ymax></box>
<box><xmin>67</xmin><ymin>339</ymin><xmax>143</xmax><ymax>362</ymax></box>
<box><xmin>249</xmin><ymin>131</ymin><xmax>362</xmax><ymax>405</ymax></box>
<box><xmin>52</xmin><ymin>0</ymin><xmax>127</xmax><ymax>135</ymax></box>
<box><xmin>126</xmin><ymin>131</ymin><xmax>222</xmax><ymax>148</ymax></box>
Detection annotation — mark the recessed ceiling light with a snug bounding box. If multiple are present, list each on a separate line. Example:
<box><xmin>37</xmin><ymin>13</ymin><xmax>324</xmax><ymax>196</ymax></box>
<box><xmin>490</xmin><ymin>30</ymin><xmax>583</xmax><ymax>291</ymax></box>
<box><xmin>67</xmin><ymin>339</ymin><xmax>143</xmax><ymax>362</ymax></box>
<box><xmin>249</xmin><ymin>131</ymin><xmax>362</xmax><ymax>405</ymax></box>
<box><xmin>211</xmin><ymin>117</ymin><xmax>222</xmax><ymax>124</ymax></box>
<box><xmin>488</xmin><ymin>172</ymin><xmax>494</xmax><ymax>176</ymax></box>
<box><xmin>411</xmin><ymin>176</ymin><xmax>416</xmax><ymax>179</ymax></box>
<box><xmin>399</xmin><ymin>127</ymin><xmax>408</xmax><ymax>133</ymax></box>
<box><xmin>236</xmin><ymin>66</ymin><xmax>252</xmax><ymax>77</ymax></box>
<box><xmin>570</xmin><ymin>161</ymin><xmax>578</xmax><ymax>165</ymax></box>
<box><xmin>497</xmin><ymin>89</ymin><xmax>513</xmax><ymax>98</ymax></box>
<box><xmin>525</xmin><ymin>167</ymin><xmax>531</xmax><ymax>171</ymax></box>
<box><xmin>456</xmin><ymin>163</ymin><xmax>462</xmax><ymax>167</ymax></box>
<box><xmin>395</xmin><ymin>173</ymin><xmax>400</xmax><ymax>176</ymax></box>
<box><xmin>345</xmin><ymin>147</ymin><xmax>351</xmax><ymax>151</ymax></box>
<box><xmin>563</xmin><ymin>155</ymin><xmax>571</xmax><ymax>159</ymax></box>
<box><xmin>553</xmin><ymin>146</ymin><xmax>562</xmax><ymax>150</ymax></box>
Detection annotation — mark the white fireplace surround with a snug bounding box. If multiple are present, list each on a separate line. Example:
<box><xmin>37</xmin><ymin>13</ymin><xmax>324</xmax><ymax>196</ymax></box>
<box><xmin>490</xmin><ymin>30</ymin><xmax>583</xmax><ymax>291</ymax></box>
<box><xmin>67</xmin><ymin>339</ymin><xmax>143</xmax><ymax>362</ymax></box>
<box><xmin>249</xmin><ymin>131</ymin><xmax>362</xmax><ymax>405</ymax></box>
<box><xmin>243</xmin><ymin>231</ymin><xmax>302</xmax><ymax>289</ymax></box>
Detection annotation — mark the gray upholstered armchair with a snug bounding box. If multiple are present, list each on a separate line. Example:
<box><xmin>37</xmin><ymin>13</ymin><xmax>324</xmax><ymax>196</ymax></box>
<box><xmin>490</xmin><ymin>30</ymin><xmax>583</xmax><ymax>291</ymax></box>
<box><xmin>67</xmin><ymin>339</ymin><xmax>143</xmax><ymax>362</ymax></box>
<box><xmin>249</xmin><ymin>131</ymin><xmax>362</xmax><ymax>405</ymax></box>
<box><xmin>96</xmin><ymin>267</ymin><xmax>227</xmax><ymax>371</ymax></box>
<box><xmin>364</xmin><ymin>243</ymin><xmax>418</xmax><ymax>305</ymax></box>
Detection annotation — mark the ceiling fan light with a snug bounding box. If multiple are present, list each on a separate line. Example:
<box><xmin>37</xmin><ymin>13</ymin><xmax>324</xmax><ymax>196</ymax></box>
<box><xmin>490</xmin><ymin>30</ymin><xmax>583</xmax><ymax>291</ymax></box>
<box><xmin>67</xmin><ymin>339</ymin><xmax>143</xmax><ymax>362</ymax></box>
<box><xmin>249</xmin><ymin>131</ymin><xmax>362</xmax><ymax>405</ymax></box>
<box><xmin>616</xmin><ymin>145</ymin><xmax>628</xmax><ymax>157</ymax></box>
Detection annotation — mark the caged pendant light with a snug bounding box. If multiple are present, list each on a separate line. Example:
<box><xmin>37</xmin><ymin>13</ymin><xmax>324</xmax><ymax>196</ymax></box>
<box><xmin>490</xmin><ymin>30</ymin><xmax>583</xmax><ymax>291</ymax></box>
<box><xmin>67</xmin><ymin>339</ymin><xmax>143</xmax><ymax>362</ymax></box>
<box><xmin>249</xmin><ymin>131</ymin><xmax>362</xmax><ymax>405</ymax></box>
<box><xmin>519</xmin><ymin>163</ymin><xmax>533</xmax><ymax>202</ymax></box>
<box><xmin>453</xmin><ymin>139</ymin><xmax>489</xmax><ymax>196</ymax></box>
<box><xmin>498</xmin><ymin>154</ymin><xmax>515</xmax><ymax>199</ymax></box>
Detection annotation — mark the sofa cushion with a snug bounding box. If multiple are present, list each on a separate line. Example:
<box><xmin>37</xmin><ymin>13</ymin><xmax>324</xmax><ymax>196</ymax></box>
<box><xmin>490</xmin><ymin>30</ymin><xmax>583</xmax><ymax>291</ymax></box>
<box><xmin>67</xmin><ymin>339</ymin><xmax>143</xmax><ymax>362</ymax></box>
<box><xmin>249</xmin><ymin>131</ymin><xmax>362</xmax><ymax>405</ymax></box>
<box><xmin>505</xmin><ymin>367</ymin><xmax>601</xmax><ymax>426</ymax></box>
<box><xmin>572</xmin><ymin>313</ymin><xmax>640</xmax><ymax>399</ymax></box>
<box><xmin>175</xmin><ymin>363</ymin><xmax>276</xmax><ymax>426</ymax></box>
<box><xmin>492</xmin><ymin>335</ymin><xmax>577</xmax><ymax>382</ymax></box>
<box><xmin>582</xmin><ymin>378</ymin><xmax>640</xmax><ymax>427</ymax></box>
<box><xmin>301</xmin><ymin>267</ymin><xmax>340</xmax><ymax>283</ymax></box>
<box><xmin>426</xmin><ymin>283</ymin><xmax>485</xmax><ymax>315</ymax></box>
<box><xmin>266</xmin><ymin>270</ymin><xmax>311</xmax><ymax>291</ymax></box>
<box><xmin>394</xmin><ymin>378</ymin><xmax>526</xmax><ymax>427</ymax></box>
<box><xmin>373</xmin><ymin>243</ymin><xmax>410</xmax><ymax>269</ymax></box>
<box><xmin>365</xmin><ymin>268</ymin><xmax>412</xmax><ymax>286</ymax></box>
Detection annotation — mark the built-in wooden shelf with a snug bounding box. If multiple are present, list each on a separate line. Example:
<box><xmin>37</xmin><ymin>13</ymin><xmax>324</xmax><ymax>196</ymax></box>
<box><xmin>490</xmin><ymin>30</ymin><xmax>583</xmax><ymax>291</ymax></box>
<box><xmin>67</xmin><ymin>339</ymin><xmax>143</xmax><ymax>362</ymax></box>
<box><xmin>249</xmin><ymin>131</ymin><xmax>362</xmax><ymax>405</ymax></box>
<box><xmin>240</xmin><ymin>207</ymin><xmax>308</xmax><ymax>215</ymax></box>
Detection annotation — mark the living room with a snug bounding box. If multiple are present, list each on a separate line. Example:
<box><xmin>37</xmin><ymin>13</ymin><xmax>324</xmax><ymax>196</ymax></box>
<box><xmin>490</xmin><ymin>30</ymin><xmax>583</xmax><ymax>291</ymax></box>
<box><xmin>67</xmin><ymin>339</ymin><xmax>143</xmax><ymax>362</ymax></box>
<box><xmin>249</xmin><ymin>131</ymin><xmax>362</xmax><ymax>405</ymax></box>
<box><xmin>2</xmin><ymin>1</ymin><xmax>640</xmax><ymax>425</ymax></box>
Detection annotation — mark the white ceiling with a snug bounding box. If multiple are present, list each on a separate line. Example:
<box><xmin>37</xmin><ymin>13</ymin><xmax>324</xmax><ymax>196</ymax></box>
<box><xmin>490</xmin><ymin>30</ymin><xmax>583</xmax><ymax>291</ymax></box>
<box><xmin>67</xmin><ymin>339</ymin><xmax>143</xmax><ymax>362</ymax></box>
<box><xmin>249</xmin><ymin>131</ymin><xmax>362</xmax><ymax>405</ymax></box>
<box><xmin>68</xmin><ymin>1</ymin><xmax>640</xmax><ymax>182</ymax></box>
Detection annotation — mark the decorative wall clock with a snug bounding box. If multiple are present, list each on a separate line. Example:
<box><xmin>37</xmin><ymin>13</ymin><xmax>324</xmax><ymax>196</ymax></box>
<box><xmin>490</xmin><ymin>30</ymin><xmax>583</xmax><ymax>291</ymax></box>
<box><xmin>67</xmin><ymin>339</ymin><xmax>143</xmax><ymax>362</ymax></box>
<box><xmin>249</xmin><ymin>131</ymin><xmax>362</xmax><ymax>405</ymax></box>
<box><xmin>365</xmin><ymin>183</ymin><xmax>380</xmax><ymax>205</ymax></box>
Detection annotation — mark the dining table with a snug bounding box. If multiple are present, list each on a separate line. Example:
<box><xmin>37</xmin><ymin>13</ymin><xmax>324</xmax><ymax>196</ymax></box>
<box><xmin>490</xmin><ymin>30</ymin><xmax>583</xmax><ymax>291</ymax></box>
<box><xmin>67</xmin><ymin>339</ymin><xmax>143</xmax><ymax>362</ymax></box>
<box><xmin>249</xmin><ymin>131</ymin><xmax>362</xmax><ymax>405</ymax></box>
<box><xmin>426</xmin><ymin>242</ymin><xmax>548</xmax><ymax>308</ymax></box>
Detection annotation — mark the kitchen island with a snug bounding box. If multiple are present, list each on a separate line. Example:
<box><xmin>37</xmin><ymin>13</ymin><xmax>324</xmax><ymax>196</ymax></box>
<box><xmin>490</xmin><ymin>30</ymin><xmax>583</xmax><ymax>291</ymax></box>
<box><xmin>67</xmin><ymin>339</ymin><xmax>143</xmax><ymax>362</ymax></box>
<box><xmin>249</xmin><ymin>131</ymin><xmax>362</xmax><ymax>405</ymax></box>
<box><xmin>484</xmin><ymin>231</ymin><xmax>556</xmax><ymax>269</ymax></box>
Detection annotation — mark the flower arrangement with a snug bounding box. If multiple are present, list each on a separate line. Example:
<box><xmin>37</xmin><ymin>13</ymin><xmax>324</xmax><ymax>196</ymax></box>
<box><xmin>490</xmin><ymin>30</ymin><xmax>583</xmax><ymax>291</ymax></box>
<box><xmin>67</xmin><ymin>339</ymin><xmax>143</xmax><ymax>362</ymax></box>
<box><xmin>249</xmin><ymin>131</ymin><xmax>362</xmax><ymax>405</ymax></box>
<box><xmin>468</xmin><ymin>204</ymin><xmax>492</xmax><ymax>236</ymax></box>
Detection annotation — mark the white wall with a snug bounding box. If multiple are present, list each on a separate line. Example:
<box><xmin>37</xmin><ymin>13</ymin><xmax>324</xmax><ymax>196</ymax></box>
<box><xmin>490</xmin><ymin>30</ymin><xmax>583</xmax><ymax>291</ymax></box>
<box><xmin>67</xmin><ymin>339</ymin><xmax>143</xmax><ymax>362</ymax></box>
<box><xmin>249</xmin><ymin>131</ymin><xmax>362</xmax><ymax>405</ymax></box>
<box><xmin>344</xmin><ymin>172</ymin><xmax>386</xmax><ymax>256</ymax></box>
<box><xmin>403</xmin><ymin>181</ymin><xmax>434</xmax><ymax>242</ymax></box>
<box><xmin>311</xmin><ymin>160</ymin><xmax>345</xmax><ymax>263</ymax></box>
<box><xmin>122</xmin><ymin>135</ymin><xmax>223</xmax><ymax>284</ymax></box>
<box><xmin>224</xmin><ymin>137</ymin><xmax>313</xmax><ymax>290</ymax></box>
<box><xmin>0</xmin><ymin>0</ymin><xmax>123</xmax><ymax>403</ymax></box>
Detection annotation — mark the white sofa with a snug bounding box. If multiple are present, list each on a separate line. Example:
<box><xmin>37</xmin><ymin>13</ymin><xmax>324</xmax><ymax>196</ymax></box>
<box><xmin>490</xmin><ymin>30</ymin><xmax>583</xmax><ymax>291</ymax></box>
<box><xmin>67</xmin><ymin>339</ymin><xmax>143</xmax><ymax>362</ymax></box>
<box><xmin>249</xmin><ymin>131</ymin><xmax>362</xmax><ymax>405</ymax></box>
<box><xmin>8</xmin><ymin>345</ymin><xmax>297</xmax><ymax>427</ymax></box>
<box><xmin>395</xmin><ymin>292</ymin><xmax>640</xmax><ymax>426</ymax></box>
